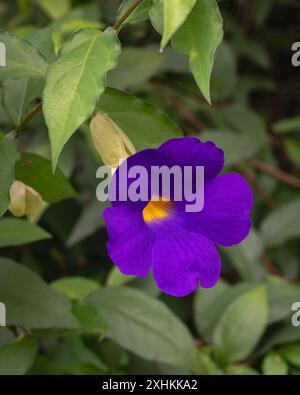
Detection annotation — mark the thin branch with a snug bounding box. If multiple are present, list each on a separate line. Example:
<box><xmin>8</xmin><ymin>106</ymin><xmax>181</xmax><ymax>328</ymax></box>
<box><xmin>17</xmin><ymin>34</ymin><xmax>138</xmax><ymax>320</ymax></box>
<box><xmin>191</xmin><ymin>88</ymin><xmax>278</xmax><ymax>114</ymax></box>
<box><xmin>235</xmin><ymin>164</ymin><xmax>276</xmax><ymax>209</ymax></box>
<box><xmin>113</xmin><ymin>0</ymin><xmax>144</xmax><ymax>33</ymax></box>
<box><xmin>152</xmin><ymin>83</ymin><xmax>207</xmax><ymax>131</ymax></box>
<box><xmin>250</xmin><ymin>158</ymin><xmax>300</xmax><ymax>190</ymax></box>
<box><xmin>14</xmin><ymin>102</ymin><xmax>42</xmax><ymax>137</ymax></box>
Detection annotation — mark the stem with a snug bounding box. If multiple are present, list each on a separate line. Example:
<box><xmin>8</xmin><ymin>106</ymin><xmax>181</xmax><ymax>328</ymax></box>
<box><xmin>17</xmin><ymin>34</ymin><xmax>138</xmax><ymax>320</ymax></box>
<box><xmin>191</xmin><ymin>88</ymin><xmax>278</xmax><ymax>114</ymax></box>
<box><xmin>152</xmin><ymin>82</ymin><xmax>207</xmax><ymax>131</ymax></box>
<box><xmin>14</xmin><ymin>102</ymin><xmax>42</xmax><ymax>137</ymax></box>
<box><xmin>113</xmin><ymin>0</ymin><xmax>144</xmax><ymax>33</ymax></box>
<box><xmin>250</xmin><ymin>158</ymin><xmax>300</xmax><ymax>190</ymax></box>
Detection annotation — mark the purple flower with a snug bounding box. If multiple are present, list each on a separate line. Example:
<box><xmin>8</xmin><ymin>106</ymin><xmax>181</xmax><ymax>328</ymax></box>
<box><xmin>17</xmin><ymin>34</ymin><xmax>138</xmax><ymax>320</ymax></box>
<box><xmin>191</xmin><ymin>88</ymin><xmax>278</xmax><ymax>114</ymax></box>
<box><xmin>103</xmin><ymin>138</ymin><xmax>253</xmax><ymax>297</ymax></box>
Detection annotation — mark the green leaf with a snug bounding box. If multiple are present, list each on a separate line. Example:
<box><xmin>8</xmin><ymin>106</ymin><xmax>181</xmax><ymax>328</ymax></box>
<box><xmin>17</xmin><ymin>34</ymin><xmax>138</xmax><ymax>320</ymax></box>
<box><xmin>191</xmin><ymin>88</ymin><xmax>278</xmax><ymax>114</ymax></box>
<box><xmin>212</xmin><ymin>285</ymin><xmax>268</xmax><ymax>364</ymax></box>
<box><xmin>0</xmin><ymin>134</ymin><xmax>20</xmax><ymax>217</ymax></box>
<box><xmin>262</xmin><ymin>351</ymin><xmax>289</xmax><ymax>375</ymax></box>
<box><xmin>194</xmin><ymin>282</ymin><xmax>255</xmax><ymax>342</ymax></box>
<box><xmin>86</xmin><ymin>286</ymin><xmax>203</xmax><ymax>372</ymax></box>
<box><xmin>267</xmin><ymin>281</ymin><xmax>300</xmax><ymax>324</ymax></box>
<box><xmin>26</xmin><ymin>26</ymin><xmax>55</xmax><ymax>61</ymax></box>
<box><xmin>43</xmin><ymin>28</ymin><xmax>121</xmax><ymax>170</ymax></box>
<box><xmin>197</xmin><ymin>351</ymin><xmax>223</xmax><ymax>375</ymax></box>
<box><xmin>0</xmin><ymin>337</ymin><xmax>37</xmax><ymax>375</ymax></box>
<box><xmin>211</xmin><ymin>41</ymin><xmax>237</xmax><ymax>101</ymax></box>
<box><xmin>172</xmin><ymin>0</ymin><xmax>223</xmax><ymax>103</ymax></box>
<box><xmin>149</xmin><ymin>0</ymin><xmax>163</xmax><ymax>33</ymax></box>
<box><xmin>225</xmin><ymin>365</ymin><xmax>259</xmax><ymax>375</ymax></box>
<box><xmin>2</xmin><ymin>78</ymin><xmax>43</xmax><ymax>126</ymax></box>
<box><xmin>106</xmin><ymin>266</ymin><xmax>136</xmax><ymax>287</ymax></box>
<box><xmin>200</xmin><ymin>104</ymin><xmax>267</xmax><ymax>164</ymax></box>
<box><xmin>51</xmin><ymin>277</ymin><xmax>99</xmax><ymax>300</ymax></box>
<box><xmin>32</xmin><ymin>0</ymin><xmax>71</xmax><ymax>20</ymax></box>
<box><xmin>28</xmin><ymin>355</ymin><xmax>65</xmax><ymax>375</ymax></box>
<box><xmin>272</xmin><ymin>116</ymin><xmax>300</xmax><ymax>134</ymax></box>
<box><xmin>1</xmin><ymin>27</ymin><xmax>53</xmax><ymax>126</ymax></box>
<box><xmin>260</xmin><ymin>198</ymin><xmax>300</xmax><ymax>247</ymax></box>
<box><xmin>72</xmin><ymin>301</ymin><xmax>108</xmax><ymax>336</ymax></box>
<box><xmin>284</xmin><ymin>138</ymin><xmax>300</xmax><ymax>168</ymax></box>
<box><xmin>194</xmin><ymin>279</ymin><xmax>229</xmax><ymax>341</ymax></box>
<box><xmin>0</xmin><ymin>31</ymin><xmax>47</xmax><ymax>81</ymax></box>
<box><xmin>67</xmin><ymin>199</ymin><xmax>109</xmax><ymax>247</ymax></box>
<box><xmin>279</xmin><ymin>344</ymin><xmax>300</xmax><ymax>368</ymax></box>
<box><xmin>259</xmin><ymin>323</ymin><xmax>300</xmax><ymax>356</ymax></box>
<box><xmin>0</xmin><ymin>218</ymin><xmax>51</xmax><ymax>247</ymax></box>
<box><xmin>224</xmin><ymin>229</ymin><xmax>267</xmax><ymax>281</ymax></box>
<box><xmin>0</xmin><ymin>258</ymin><xmax>79</xmax><ymax>329</ymax></box>
<box><xmin>107</xmin><ymin>47</ymin><xmax>164</xmax><ymax>90</ymax></box>
<box><xmin>15</xmin><ymin>153</ymin><xmax>76</xmax><ymax>203</ymax></box>
<box><xmin>46</xmin><ymin>336</ymin><xmax>107</xmax><ymax>374</ymax></box>
<box><xmin>161</xmin><ymin>0</ymin><xmax>196</xmax><ymax>49</ymax></box>
<box><xmin>98</xmin><ymin>88</ymin><xmax>182</xmax><ymax>151</ymax></box>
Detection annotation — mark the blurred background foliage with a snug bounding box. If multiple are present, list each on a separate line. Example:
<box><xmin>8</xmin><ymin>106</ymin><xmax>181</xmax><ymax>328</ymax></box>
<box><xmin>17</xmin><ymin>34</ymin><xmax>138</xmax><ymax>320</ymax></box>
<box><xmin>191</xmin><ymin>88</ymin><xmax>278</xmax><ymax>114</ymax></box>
<box><xmin>0</xmin><ymin>0</ymin><xmax>300</xmax><ymax>375</ymax></box>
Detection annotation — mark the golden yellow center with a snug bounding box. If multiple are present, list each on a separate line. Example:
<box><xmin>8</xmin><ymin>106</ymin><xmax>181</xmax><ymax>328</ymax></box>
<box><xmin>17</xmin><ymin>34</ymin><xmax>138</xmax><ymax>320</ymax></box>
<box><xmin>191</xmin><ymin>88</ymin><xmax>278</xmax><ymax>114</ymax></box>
<box><xmin>142</xmin><ymin>197</ymin><xmax>172</xmax><ymax>223</ymax></box>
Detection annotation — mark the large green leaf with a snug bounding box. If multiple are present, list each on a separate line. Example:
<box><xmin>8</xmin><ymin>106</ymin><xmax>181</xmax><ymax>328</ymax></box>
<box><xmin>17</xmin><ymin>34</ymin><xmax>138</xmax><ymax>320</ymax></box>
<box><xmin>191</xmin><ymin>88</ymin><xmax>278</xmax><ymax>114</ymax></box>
<box><xmin>0</xmin><ymin>258</ymin><xmax>79</xmax><ymax>329</ymax></box>
<box><xmin>0</xmin><ymin>337</ymin><xmax>38</xmax><ymax>375</ymax></box>
<box><xmin>260</xmin><ymin>198</ymin><xmax>300</xmax><ymax>247</ymax></box>
<box><xmin>212</xmin><ymin>285</ymin><xmax>268</xmax><ymax>364</ymax></box>
<box><xmin>161</xmin><ymin>0</ymin><xmax>196</xmax><ymax>49</ymax></box>
<box><xmin>43</xmin><ymin>28</ymin><xmax>121</xmax><ymax>170</ymax></box>
<box><xmin>98</xmin><ymin>88</ymin><xmax>182</xmax><ymax>151</ymax></box>
<box><xmin>86</xmin><ymin>286</ymin><xmax>203</xmax><ymax>372</ymax></box>
<box><xmin>0</xmin><ymin>218</ymin><xmax>51</xmax><ymax>247</ymax></box>
<box><xmin>0</xmin><ymin>31</ymin><xmax>47</xmax><ymax>81</ymax></box>
<box><xmin>15</xmin><ymin>153</ymin><xmax>76</xmax><ymax>203</ymax></box>
<box><xmin>0</xmin><ymin>133</ymin><xmax>20</xmax><ymax>217</ymax></box>
<box><xmin>172</xmin><ymin>0</ymin><xmax>223</xmax><ymax>103</ymax></box>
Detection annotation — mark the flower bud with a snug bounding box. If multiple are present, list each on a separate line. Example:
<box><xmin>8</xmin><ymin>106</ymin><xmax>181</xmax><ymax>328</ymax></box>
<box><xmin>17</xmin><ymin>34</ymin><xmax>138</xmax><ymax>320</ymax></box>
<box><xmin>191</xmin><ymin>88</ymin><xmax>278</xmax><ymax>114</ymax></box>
<box><xmin>9</xmin><ymin>181</ymin><xmax>45</xmax><ymax>218</ymax></box>
<box><xmin>90</xmin><ymin>112</ymin><xmax>136</xmax><ymax>168</ymax></box>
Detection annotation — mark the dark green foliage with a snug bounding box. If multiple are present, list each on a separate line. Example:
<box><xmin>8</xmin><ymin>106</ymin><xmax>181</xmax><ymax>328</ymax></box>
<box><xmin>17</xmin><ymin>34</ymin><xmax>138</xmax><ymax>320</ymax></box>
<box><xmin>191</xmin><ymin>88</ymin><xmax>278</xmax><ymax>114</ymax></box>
<box><xmin>0</xmin><ymin>0</ymin><xmax>299</xmax><ymax>376</ymax></box>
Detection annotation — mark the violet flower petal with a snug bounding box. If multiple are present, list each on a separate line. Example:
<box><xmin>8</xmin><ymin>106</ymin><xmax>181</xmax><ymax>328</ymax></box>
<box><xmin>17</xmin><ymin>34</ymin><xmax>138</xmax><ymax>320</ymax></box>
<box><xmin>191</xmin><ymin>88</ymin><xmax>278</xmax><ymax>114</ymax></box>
<box><xmin>104</xmin><ymin>205</ymin><xmax>154</xmax><ymax>276</ymax></box>
<box><xmin>152</xmin><ymin>221</ymin><xmax>221</xmax><ymax>297</ymax></box>
<box><xmin>177</xmin><ymin>173</ymin><xmax>253</xmax><ymax>247</ymax></box>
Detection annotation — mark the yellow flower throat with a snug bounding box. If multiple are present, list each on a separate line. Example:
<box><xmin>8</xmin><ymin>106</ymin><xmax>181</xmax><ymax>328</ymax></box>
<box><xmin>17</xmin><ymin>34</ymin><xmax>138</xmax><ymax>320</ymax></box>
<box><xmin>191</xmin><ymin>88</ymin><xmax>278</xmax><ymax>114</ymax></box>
<box><xmin>142</xmin><ymin>197</ymin><xmax>172</xmax><ymax>223</ymax></box>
